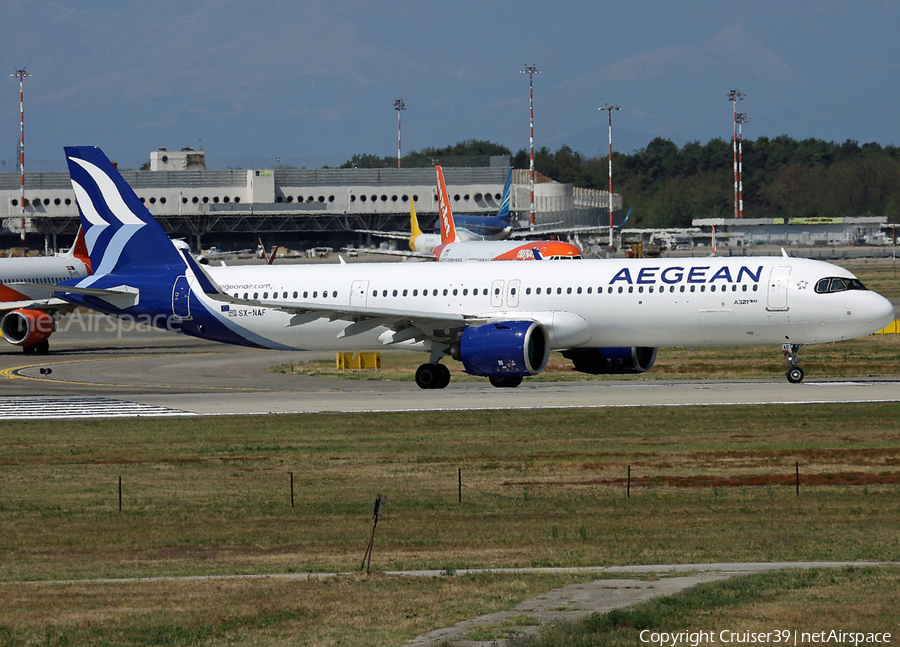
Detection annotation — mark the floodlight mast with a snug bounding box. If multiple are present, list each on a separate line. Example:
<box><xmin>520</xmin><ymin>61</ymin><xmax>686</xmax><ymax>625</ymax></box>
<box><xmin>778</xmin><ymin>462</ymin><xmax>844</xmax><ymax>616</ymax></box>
<box><xmin>599</xmin><ymin>104</ymin><xmax>620</xmax><ymax>250</ymax></box>
<box><xmin>736</xmin><ymin>112</ymin><xmax>750</xmax><ymax>220</ymax></box>
<box><xmin>393</xmin><ymin>99</ymin><xmax>407</xmax><ymax>169</ymax></box>
<box><xmin>519</xmin><ymin>64</ymin><xmax>540</xmax><ymax>226</ymax></box>
<box><xmin>11</xmin><ymin>67</ymin><xmax>30</xmax><ymax>243</ymax></box>
<box><xmin>726</xmin><ymin>89</ymin><xmax>745</xmax><ymax>219</ymax></box>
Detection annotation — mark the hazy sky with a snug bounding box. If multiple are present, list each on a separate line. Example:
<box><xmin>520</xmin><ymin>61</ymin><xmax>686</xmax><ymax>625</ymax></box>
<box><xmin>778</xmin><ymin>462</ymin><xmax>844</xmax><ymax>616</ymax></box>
<box><xmin>2</xmin><ymin>0</ymin><xmax>898</xmax><ymax>171</ymax></box>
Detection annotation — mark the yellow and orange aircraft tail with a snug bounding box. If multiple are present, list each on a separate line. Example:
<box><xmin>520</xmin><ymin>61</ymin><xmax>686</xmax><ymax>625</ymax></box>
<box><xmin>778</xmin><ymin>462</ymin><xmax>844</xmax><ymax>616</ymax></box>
<box><xmin>408</xmin><ymin>199</ymin><xmax>424</xmax><ymax>251</ymax></box>
<box><xmin>435</xmin><ymin>165</ymin><xmax>458</xmax><ymax>245</ymax></box>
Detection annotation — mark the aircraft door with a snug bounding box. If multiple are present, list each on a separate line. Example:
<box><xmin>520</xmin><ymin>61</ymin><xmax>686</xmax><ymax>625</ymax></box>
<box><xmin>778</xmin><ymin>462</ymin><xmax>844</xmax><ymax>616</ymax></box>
<box><xmin>490</xmin><ymin>279</ymin><xmax>505</xmax><ymax>308</ymax></box>
<box><xmin>172</xmin><ymin>275</ymin><xmax>191</xmax><ymax>319</ymax></box>
<box><xmin>766</xmin><ymin>266</ymin><xmax>791</xmax><ymax>311</ymax></box>
<box><xmin>506</xmin><ymin>279</ymin><xmax>521</xmax><ymax>308</ymax></box>
<box><xmin>350</xmin><ymin>280</ymin><xmax>369</xmax><ymax>307</ymax></box>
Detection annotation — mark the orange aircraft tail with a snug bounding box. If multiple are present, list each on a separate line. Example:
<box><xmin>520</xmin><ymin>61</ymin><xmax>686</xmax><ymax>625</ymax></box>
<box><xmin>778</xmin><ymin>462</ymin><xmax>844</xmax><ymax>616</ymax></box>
<box><xmin>435</xmin><ymin>165</ymin><xmax>458</xmax><ymax>245</ymax></box>
<box><xmin>69</xmin><ymin>226</ymin><xmax>92</xmax><ymax>274</ymax></box>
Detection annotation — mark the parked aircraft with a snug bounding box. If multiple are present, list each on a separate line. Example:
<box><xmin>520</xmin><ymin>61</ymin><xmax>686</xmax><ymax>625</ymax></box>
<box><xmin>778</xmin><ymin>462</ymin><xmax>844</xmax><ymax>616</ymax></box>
<box><xmin>430</xmin><ymin>167</ymin><xmax>515</xmax><ymax>239</ymax></box>
<box><xmin>357</xmin><ymin>168</ymin><xmax>515</xmax><ymax>246</ymax></box>
<box><xmin>430</xmin><ymin>165</ymin><xmax>582</xmax><ymax>261</ymax></box>
<box><xmin>362</xmin><ymin>167</ymin><xmax>582</xmax><ymax>261</ymax></box>
<box><xmin>36</xmin><ymin>146</ymin><xmax>895</xmax><ymax>390</ymax></box>
<box><xmin>0</xmin><ymin>228</ymin><xmax>92</xmax><ymax>353</ymax></box>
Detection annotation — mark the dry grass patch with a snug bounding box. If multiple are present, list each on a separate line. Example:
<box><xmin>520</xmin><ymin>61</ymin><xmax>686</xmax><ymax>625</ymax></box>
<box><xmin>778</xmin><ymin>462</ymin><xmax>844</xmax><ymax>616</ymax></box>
<box><xmin>519</xmin><ymin>566</ymin><xmax>900</xmax><ymax>646</ymax></box>
<box><xmin>0</xmin><ymin>572</ymin><xmax>595</xmax><ymax>647</ymax></box>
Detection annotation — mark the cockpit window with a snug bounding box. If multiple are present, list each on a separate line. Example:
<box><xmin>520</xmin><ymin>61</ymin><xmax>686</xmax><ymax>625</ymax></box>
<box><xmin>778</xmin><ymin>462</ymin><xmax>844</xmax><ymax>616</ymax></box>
<box><xmin>814</xmin><ymin>277</ymin><xmax>867</xmax><ymax>294</ymax></box>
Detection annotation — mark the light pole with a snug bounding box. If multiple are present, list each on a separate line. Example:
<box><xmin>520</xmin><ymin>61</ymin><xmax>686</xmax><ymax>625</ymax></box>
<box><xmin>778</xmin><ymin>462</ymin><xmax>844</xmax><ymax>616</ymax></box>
<box><xmin>393</xmin><ymin>99</ymin><xmax>407</xmax><ymax>169</ymax></box>
<box><xmin>519</xmin><ymin>64</ymin><xmax>540</xmax><ymax>226</ymax></box>
<box><xmin>735</xmin><ymin>112</ymin><xmax>750</xmax><ymax>220</ymax></box>
<box><xmin>599</xmin><ymin>104</ymin><xmax>620</xmax><ymax>250</ymax></box>
<box><xmin>726</xmin><ymin>89</ymin><xmax>745</xmax><ymax>220</ymax></box>
<box><xmin>11</xmin><ymin>67</ymin><xmax>30</xmax><ymax>244</ymax></box>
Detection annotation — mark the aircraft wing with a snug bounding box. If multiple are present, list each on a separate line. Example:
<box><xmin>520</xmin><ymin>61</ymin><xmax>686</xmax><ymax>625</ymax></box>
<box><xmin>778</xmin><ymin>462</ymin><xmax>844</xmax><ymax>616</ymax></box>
<box><xmin>213</xmin><ymin>292</ymin><xmax>479</xmax><ymax>344</ymax></box>
<box><xmin>351</xmin><ymin>248</ymin><xmax>434</xmax><ymax>260</ymax></box>
<box><xmin>508</xmin><ymin>224</ymin><xmax>602</xmax><ymax>239</ymax></box>
<box><xmin>354</xmin><ymin>229</ymin><xmax>411</xmax><ymax>241</ymax></box>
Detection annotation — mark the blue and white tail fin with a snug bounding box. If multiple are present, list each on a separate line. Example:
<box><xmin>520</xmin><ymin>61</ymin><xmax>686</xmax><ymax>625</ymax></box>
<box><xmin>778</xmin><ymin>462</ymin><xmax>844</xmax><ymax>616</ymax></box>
<box><xmin>496</xmin><ymin>168</ymin><xmax>512</xmax><ymax>222</ymax></box>
<box><xmin>64</xmin><ymin>146</ymin><xmax>184</xmax><ymax>275</ymax></box>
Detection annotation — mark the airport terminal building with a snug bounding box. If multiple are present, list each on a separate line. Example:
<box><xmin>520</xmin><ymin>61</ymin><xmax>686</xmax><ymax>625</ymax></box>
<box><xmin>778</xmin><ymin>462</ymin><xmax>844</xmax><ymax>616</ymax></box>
<box><xmin>0</xmin><ymin>148</ymin><xmax>619</xmax><ymax>252</ymax></box>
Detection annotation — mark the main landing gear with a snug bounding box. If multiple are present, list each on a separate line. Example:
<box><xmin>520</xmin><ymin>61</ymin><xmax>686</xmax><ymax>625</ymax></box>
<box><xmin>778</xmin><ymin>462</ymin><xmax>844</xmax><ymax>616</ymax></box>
<box><xmin>489</xmin><ymin>375</ymin><xmax>523</xmax><ymax>388</ymax></box>
<box><xmin>415</xmin><ymin>362</ymin><xmax>451</xmax><ymax>390</ymax></box>
<box><xmin>22</xmin><ymin>340</ymin><xmax>50</xmax><ymax>355</ymax></box>
<box><xmin>782</xmin><ymin>343</ymin><xmax>804</xmax><ymax>384</ymax></box>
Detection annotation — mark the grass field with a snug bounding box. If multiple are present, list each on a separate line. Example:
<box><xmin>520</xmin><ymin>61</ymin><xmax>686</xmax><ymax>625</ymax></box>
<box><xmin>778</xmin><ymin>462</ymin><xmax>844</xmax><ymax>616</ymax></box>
<box><xmin>1</xmin><ymin>403</ymin><xmax>899</xmax><ymax>644</ymax></box>
<box><xmin>1</xmin><ymin>260</ymin><xmax>897</xmax><ymax>644</ymax></box>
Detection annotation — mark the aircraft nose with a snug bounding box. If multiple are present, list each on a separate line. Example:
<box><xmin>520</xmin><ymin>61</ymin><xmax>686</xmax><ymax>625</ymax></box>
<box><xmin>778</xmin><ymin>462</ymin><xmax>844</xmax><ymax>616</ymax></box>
<box><xmin>869</xmin><ymin>294</ymin><xmax>896</xmax><ymax>331</ymax></box>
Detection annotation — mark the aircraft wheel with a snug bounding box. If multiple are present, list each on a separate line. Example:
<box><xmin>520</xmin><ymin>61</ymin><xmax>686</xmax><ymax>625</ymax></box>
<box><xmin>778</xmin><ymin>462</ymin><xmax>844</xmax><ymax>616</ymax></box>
<box><xmin>434</xmin><ymin>363</ymin><xmax>451</xmax><ymax>389</ymax></box>
<box><xmin>786</xmin><ymin>367</ymin><xmax>804</xmax><ymax>384</ymax></box>
<box><xmin>34</xmin><ymin>339</ymin><xmax>50</xmax><ymax>355</ymax></box>
<box><xmin>415</xmin><ymin>363</ymin><xmax>445</xmax><ymax>390</ymax></box>
<box><xmin>22</xmin><ymin>344</ymin><xmax>35</xmax><ymax>355</ymax></box>
<box><xmin>489</xmin><ymin>375</ymin><xmax>523</xmax><ymax>388</ymax></box>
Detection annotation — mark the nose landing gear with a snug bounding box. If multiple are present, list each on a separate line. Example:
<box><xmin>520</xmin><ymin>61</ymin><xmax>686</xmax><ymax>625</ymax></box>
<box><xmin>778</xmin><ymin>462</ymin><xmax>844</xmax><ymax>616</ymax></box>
<box><xmin>782</xmin><ymin>343</ymin><xmax>804</xmax><ymax>383</ymax></box>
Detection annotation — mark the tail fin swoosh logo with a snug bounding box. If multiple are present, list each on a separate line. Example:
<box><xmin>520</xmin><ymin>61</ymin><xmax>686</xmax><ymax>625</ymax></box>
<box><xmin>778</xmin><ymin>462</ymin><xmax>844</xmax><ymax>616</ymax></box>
<box><xmin>68</xmin><ymin>155</ymin><xmax>147</xmax><ymax>276</ymax></box>
<box><xmin>64</xmin><ymin>146</ymin><xmax>185</xmax><ymax>274</ymax></box>
<box><xmin>69</xmin><ymin>157</ymin><xmax>146</xmax><ymax>227</ymax></box>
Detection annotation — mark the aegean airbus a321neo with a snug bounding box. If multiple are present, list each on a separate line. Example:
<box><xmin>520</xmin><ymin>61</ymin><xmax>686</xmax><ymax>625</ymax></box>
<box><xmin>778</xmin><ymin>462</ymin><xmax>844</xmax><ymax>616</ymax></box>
<box><xmin>27</xmin><ymin>146</ymin><xmax>894</xmax><ymax>389</ymax></box>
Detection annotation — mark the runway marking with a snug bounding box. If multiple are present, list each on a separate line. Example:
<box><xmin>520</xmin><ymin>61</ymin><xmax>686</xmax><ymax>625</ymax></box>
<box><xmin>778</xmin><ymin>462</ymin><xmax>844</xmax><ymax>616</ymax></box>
<box><xmin>0</xmin><ymin>396</ymin><xmax>196</xmax><ymax>419</ymax></box>
<box><xmin>0</xmin><ymin>353</ymin><xmax>271</xmax><ymax>391</ymax></box>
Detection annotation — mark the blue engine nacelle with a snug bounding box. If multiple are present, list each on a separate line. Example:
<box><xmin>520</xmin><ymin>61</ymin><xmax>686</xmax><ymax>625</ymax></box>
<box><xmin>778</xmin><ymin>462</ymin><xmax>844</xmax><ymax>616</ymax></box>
<box><xmin>561</xmin><ymin>347</ymin><xmax>658</xmax><ymax>375</ymax></box>
<box><xmin>451</xmin><ymin>321</ymin><xmax>549</xmax><ymax>377</ymax></box>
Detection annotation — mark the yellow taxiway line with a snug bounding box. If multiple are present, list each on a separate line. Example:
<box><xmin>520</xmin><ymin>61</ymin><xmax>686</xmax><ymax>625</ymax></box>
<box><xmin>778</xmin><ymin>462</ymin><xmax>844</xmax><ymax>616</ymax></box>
<box><xmin>0</xmin><ymin>352</ymin><xmax>270</xmax><ymax>391</ymax></box>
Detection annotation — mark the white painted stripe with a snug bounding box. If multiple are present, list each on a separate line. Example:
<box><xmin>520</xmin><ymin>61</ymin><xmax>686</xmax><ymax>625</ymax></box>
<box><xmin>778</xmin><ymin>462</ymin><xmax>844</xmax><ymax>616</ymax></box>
<box><xmin>70</xmin><ymin>180</ymin><xmax>109</xmax><ymax>227</ymax></box>
<box><xmin>0</xmin><ymin>396</ymin><xmax>194</xmax><ymax>419</ymax></box>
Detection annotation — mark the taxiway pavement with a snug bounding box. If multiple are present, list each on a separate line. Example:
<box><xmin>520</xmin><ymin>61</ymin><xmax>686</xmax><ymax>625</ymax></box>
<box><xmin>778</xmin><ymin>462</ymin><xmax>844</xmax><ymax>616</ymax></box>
<box><xmin>1</xmin><ymin>314</ymin><xmax>898</xmax><ymax>418</ymax></box>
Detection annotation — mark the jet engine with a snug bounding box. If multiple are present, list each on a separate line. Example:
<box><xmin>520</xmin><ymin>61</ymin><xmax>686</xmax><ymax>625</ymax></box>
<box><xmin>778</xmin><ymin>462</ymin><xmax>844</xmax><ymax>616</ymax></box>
<box><xmin>451</xmin><ymin>320</ymin><xmax>549</xmax><ymax>377</ymax></box>
<box><xmin>0</xmin><ymin>309</ymin><xmax>55</xmax><ymax>351</ymax></box>
<box><xmin>562</xmin><ymin>347</ymin><xmax>658</xmax><ymax>375</ymax></box>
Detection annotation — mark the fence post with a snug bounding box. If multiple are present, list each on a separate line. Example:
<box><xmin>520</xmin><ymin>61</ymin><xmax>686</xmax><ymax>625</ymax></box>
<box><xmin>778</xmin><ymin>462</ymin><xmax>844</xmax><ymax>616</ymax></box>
<box><xmin>627</xmin><ymin>465</ymin><xmax>631</xmax><ymax>499</ymax></box>
<box><xmin>360</xmin><ymin>494</ymin><xmax>385</xmax><ymax>574</ymax></box>
<box><xmin>795</xmin><ymin>462</ymin><xmax>800</xmax><ymax>496</ymax></box>
<box><xmin>290</xmin><ymin>471</ymin><xmax>295</xmax><ymax>508</ymax></box>
<box><xmin>458</xmin><ymin>468</ymin><xmax>462</xmax><ymax>504</ymax></box>
<box><xmin>118</xmin><ymin>476</ymin><xmax>122</xmax><ymax>511</ymax></box>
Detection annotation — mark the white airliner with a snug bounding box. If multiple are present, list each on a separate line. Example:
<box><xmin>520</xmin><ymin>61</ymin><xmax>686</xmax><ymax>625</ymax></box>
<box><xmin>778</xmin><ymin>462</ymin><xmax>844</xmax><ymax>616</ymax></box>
<box><xmin>37</xmin><ymin>146</ymin><xmax>895</xmax><ymax>389</ymax></box>
<box><xmin>1</xmin><ymin>229</ymin><xmax>92</xmax><ymax>354</ymax></box>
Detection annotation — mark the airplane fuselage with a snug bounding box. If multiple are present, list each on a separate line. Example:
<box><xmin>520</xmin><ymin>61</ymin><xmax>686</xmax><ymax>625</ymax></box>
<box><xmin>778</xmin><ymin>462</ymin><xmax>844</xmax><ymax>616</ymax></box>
<box><xmin>1</xmin><ymin>255</ymin><xmax>90</xmax><ymax>303</ymax></box>
<box><xmin>99</xmin><ymin>255</ymin><xmax>895</xmax><ymax>354</ymax></box>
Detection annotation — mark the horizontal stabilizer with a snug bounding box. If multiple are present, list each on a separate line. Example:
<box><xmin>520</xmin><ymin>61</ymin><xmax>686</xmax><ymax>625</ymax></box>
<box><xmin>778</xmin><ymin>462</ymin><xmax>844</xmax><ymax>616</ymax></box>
<box><xmin>50</xmin><ymin>283</ymin><xmax>140</xmax><ymax>309</ymax></box>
